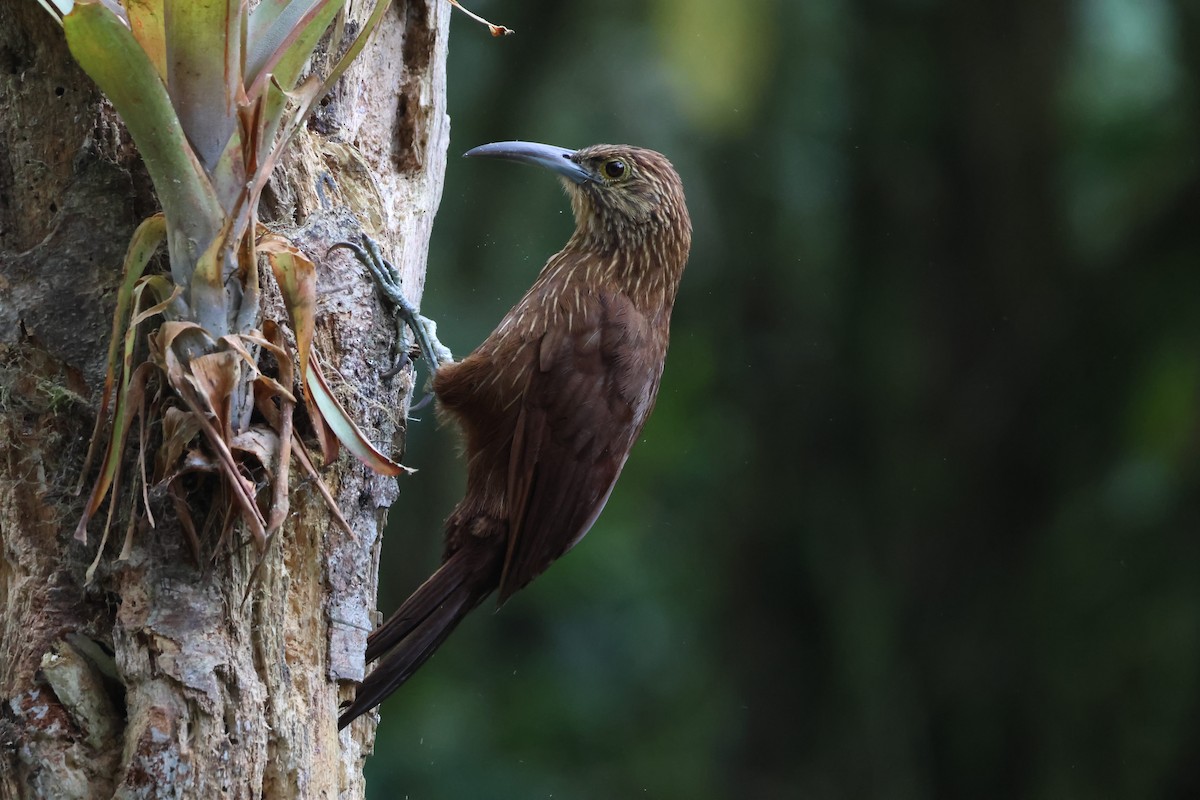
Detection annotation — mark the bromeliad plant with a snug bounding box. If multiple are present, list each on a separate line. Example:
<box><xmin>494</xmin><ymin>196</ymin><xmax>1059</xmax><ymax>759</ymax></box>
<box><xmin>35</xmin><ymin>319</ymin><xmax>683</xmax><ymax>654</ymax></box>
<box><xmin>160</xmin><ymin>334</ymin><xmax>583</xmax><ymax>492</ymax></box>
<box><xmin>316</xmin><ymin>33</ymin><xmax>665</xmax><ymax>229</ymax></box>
<box><xmin>32</xmin><ymin>0</ymin><xmax>421</xmax><ymax>570</ymax></box>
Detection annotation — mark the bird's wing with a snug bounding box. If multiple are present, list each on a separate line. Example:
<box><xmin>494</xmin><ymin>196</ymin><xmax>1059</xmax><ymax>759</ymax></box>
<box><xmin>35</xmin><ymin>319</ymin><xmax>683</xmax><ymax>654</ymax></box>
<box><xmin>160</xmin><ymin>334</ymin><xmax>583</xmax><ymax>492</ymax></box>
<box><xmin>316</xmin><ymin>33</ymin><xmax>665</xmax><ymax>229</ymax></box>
<box><xmin>496</xmin><ymin>287</ymin><xmax>661</xmax><ymax>604</ymax></box>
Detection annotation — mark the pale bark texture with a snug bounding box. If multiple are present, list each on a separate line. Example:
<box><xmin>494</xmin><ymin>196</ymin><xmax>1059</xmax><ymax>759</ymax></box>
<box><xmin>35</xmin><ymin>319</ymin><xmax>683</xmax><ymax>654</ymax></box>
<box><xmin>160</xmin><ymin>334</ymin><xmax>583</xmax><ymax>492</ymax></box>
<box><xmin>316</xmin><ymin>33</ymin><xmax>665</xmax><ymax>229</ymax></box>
<box><xmin>0</xmin><ymin>1</ymin><xmax>451</xmax><ymax>797</ymax></box>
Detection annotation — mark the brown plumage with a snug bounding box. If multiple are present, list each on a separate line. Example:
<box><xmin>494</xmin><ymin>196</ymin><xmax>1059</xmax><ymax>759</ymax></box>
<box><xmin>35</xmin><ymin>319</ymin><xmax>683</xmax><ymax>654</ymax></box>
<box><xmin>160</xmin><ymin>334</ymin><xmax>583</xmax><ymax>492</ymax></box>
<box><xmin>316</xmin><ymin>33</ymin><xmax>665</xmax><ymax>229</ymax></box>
<box><xmin>338</xmin><ymin>142</ymin><xmax>691</xmax><ymax>729</ymax></box>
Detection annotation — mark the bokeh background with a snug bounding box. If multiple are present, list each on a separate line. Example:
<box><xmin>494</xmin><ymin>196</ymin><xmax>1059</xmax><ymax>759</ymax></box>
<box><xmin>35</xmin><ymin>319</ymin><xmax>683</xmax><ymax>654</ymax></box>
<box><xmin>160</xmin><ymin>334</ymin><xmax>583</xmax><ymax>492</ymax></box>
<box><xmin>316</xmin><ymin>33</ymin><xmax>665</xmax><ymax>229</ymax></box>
<box><xmin>366</xmin><ymin>0</ymin><xmax>1200</xmax><ymax>797</ymax></box>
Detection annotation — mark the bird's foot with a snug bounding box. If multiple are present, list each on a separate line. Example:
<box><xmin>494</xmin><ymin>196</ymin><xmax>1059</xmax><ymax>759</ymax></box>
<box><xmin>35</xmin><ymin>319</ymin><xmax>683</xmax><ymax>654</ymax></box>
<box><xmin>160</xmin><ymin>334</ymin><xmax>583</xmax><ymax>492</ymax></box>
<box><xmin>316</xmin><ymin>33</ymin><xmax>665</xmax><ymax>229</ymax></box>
<box><xmin>329</xmin><ymin>235</ymin><xmax>454</xmax><ymax>376</ymax></box>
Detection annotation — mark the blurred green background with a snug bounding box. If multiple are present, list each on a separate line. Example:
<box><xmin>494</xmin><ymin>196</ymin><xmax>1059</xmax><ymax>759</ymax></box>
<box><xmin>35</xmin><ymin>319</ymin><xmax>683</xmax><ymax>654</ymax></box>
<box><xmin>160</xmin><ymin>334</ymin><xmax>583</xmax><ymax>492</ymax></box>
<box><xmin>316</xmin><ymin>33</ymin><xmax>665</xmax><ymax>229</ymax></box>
<box><xmin>365</xmin><ymin>0</ymin><xmax>1200</xmax><ymax>797</ymax></box>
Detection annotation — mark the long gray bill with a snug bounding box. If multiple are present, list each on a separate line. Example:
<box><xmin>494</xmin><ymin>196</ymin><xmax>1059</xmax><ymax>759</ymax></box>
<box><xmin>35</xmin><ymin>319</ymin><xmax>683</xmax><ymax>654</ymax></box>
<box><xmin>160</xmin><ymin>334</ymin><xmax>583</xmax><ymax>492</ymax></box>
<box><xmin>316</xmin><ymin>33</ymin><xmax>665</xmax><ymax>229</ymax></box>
<box><xmin>464</xmin><ymin>141</ymin><xmax>591</xmax><ymax>184</ymax></box>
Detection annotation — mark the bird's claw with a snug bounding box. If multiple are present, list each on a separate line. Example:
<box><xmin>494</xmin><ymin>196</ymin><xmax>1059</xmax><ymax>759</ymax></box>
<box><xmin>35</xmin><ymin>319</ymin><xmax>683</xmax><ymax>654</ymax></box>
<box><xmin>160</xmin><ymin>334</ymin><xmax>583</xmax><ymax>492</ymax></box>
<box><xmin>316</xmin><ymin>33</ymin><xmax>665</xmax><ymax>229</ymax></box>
<box><xmin>329</xmin><ymin>235</ymin><xmax>454</xmax><ymax>375</ymax></box>
<box><xmin>380</xmin><ymin>347</ymin><xmax>411</xmax><ymax>379</ymax></box>
<box><xmin>416</xmin><ymin>315</ymin><xmax>454</xmax><ymax>366</ymax></box>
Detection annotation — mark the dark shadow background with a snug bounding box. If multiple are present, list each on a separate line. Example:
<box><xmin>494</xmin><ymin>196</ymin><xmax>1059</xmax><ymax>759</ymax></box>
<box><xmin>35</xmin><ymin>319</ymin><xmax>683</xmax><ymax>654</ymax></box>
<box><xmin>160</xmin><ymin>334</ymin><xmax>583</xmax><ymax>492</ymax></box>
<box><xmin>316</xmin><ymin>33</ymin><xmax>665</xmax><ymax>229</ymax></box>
<box><xmin>366</xmin><ymin>0</ymin><xmax>1200</xmax><ymax>796</ymax></box>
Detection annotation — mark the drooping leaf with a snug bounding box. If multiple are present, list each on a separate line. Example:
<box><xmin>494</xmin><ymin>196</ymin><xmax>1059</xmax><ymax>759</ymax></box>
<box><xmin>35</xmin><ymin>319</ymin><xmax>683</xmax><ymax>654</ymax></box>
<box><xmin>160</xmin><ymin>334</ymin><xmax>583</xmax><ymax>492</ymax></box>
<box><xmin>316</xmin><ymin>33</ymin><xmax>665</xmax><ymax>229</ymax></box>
<box><xmin>306</xmin><ymin>354</ymin><xmax>414</xmax><ymax>476</ymax></box>
<box><xmin>76</xmin><ymin>281</ymin><xmax>180</xmax><ymax>542</ymax></box>
<box><xmin>77</xmin><ymin>214</ymin><xmax>167</xmax><ymax>492</ymax></box>
<box><xmin>157</xmin><ymin>406</ymin><xmax>203</xmax><ymax>481</ymax></box>
<box><xmin>186</xmin><ymin>350</ymin><xmax>241</xmax><ymax>442</ymax></box>
<box><xmin>76</xmin><ymin>361</ymin><xmax>155</xmax><ymax>544</ymax></box>
<box><xmin>290</xmin><ymin>432</ymin><xmax>356</xmax><ymax>539</ymax></box>
<box><xmin>159</xmin><ymin>322</ymin><xmax>269</xmax><ymax>546</ymax></box>
<box><xmin>231</xmin><ymin>427</ymin><xmax>281</xmax><ymax>476</ymax></box>
<box><xmin>259</xmin><ymin>233</ymin><xmax>317</xmax><ymax>388</ymax></box>
<box><xmin>115</xmin><ymin>395</ymin><xmax>155</xmax><ymax>562</ymax></box>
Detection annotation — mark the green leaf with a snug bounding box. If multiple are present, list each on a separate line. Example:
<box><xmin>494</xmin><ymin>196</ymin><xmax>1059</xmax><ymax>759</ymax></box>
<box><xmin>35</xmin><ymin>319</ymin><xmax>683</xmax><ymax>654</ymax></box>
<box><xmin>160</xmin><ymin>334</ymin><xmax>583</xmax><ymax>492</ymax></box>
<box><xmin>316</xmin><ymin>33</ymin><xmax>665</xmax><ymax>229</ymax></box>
<box><xmin>93</xmin><ymin>215</ymin><xmax>167</xmax><ymax>432</ymax></box>
<box><xmin>164</xmin><ymin>0</ymin><xmax>241</xmax><ymax>172</ymax></box>
<box><xmin>246</xmin><ymin>0</ymin><xmax>291</xmax><ymax>51</ymax></box>
<box><xmin>76</xmin><ymin>281</ymin><xmax>180</xmax><ymax>543</ymax></box>
<box><xmin>77</xmin><ymin>214</ymin><xmax>170</xmax><ymax>492</ymax></box>
<box><xmin>126</xmin><ymin>0</ymin><xmax>167</xmax><ymax>80</ymax></box>
<box><xmin>64</xmin><ymin>0</ymin><xmax>223</xmax><ymax>282</ymax></box>
<box><xmin>246</xmin><ymin>0</ymin><xmax>346</xmax><ymax>98</ymax></box>
<box><xmin>209</xmin><ymin>113</ymin><xmax>250</xmax><ymax>214</ymax></box>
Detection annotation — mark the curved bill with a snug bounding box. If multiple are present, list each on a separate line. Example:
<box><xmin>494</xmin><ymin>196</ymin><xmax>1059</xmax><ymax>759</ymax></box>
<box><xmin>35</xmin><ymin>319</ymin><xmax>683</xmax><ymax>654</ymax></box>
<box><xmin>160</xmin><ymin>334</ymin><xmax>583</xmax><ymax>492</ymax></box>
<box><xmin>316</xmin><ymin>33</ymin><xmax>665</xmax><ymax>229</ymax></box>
<box><xmin>463</xmin><ymin>141</ymin><xmax>591</xmax><ymax>184</ymax></box>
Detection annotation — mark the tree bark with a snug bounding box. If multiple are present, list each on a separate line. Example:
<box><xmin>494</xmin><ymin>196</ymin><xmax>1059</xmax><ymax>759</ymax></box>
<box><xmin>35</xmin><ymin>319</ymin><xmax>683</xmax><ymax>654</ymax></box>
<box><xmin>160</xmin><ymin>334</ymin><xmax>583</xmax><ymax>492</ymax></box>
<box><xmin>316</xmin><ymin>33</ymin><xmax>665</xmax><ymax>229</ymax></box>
<box><xmin>0</xmin><ymin>1</ymin><xmax>450</xmax><ymax>797</ymax></box>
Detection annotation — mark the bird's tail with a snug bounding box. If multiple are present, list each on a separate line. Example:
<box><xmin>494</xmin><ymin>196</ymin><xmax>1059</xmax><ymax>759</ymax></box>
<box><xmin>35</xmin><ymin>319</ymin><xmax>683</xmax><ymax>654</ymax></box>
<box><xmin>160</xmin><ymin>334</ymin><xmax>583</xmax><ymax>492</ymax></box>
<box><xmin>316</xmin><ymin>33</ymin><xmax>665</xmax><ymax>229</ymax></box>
<box><xmin>338</xmin><ymin>547</ymin><xmax>497</xmax><ymax>729</ymax></box>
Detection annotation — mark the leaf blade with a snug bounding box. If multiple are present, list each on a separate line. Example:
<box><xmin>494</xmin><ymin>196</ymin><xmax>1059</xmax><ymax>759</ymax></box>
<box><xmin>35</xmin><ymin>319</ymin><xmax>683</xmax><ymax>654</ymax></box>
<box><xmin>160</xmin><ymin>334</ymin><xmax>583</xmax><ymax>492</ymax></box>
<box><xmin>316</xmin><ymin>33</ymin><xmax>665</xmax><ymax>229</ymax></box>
<box><xmin>64</xmin><ymin>0</ymin><xmax>223</xmax><ymax>274</ymax></box>
<box><xmin>306</xmin><ymin>355</ymin><xmax>413</xmax><ymax>476</ymax></box>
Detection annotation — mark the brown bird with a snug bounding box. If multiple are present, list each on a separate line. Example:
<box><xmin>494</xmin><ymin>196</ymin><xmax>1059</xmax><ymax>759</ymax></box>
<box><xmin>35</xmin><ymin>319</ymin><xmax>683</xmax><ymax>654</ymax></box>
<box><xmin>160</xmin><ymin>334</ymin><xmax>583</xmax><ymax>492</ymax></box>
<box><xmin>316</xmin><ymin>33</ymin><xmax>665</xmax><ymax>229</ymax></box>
<box><xmin>336</xmin><ymin>141</ymin><xmax>692</xmax><ymax>729</ymax></box>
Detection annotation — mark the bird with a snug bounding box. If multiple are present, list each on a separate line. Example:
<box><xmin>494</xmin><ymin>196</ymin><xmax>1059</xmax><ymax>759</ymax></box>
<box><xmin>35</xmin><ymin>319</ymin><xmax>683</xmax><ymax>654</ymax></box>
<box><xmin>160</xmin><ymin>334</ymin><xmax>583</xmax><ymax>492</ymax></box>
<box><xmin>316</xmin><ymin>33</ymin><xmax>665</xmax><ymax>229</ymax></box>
<box><xmin>335</xmin><ymin>141</ymin><xmax>692</xmax><ymax>729</ymax></box>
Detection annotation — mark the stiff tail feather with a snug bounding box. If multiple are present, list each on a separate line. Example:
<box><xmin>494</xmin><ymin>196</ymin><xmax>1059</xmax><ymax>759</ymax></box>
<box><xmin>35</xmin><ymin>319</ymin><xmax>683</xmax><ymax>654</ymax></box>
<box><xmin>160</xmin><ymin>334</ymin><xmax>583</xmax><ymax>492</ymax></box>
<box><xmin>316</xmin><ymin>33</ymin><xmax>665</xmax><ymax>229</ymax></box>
<box><xmin>338</xmin><ymin>548</ymin><xmax>497</xmax><ymax>729</ymax></box>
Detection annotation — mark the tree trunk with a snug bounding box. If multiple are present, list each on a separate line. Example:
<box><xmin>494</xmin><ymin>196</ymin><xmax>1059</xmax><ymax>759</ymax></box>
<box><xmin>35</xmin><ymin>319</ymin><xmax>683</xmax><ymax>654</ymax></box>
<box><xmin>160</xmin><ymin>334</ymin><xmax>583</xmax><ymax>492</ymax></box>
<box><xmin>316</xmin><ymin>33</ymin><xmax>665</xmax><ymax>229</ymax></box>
<box><xmin>0</xmin><ymin>1</ymin><xmax>450</xmax><ymax>797</ymax></box>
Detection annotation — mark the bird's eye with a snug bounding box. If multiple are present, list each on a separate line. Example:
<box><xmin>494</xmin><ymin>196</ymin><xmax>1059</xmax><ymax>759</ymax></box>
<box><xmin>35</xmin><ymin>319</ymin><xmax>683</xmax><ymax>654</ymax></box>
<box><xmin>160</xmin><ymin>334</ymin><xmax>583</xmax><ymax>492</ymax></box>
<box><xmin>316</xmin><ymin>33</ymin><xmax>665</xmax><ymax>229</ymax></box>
<box><xmin>602</xmin><ymin>159</ymin><xmax>627</xmax><ymax>180</ymax></box>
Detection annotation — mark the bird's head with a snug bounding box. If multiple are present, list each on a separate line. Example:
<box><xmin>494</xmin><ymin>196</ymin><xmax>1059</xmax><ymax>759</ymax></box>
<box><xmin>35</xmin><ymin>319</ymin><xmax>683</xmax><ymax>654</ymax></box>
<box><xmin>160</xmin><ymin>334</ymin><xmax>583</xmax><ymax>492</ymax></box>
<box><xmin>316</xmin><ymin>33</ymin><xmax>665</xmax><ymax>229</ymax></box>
<box><xmin>464</xmin><ymin>141</ymin><xmax>691</xmax><ymax>256</ymax></box>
